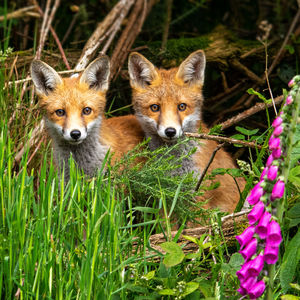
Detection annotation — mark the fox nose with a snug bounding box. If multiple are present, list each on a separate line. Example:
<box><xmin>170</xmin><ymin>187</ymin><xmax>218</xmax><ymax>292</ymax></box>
<box><xmin>70</xmin><ymin>130</ymin><xmax>81</xmax><ymax>140</ymax></box>
<box><xmin>165</xmin><ymin>127</ymin><xmax>177</xmax><ymax>138</ymax></box>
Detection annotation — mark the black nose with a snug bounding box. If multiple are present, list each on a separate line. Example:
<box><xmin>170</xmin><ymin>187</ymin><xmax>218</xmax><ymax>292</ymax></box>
<box><xmin>165</xmin><ymin>127</ymin><xmax>176</xmax><ymax>138</ymax></box>
<box><xmin>70</xmin><ymin>130</ymin><xmax>81</xmax><ymax>140</ymax></box>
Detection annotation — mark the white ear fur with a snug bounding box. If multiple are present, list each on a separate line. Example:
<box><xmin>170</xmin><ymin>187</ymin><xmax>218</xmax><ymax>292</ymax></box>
<box><xmin>176</xmin><ymin>50</ymin><xmax>206</xmax><ymax>85</ymax></box>
<box><xmin>128</xmin><ymin>52</ymin><xmax>158</xmax><ymax>88</ymax></box>
<box><xmin>30</xmin><ymin>60</ymin><xmax>63</xmax><ymax>95</ymax></box>
<box><xmin>80</xmin><ymin>56</ymin><xmax>110</xmax><ymax>92</ymax></box>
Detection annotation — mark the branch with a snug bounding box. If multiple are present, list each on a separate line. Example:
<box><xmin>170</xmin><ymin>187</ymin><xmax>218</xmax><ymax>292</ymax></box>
<box><xmin>185</xmin><ymin>132</ymin><xmax>262</xmax><ymax>149</ymax></box>
<box><xmin>0</xmin><ymin>5</ymin><xmax>39</xmax><ymax>22</ymax></box>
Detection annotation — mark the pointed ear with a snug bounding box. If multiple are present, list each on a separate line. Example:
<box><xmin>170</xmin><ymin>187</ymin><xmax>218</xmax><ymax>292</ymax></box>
<box><xmin>80</xmin><ymin>56</ymin><xmax>110</xmax><ymax>92</ymax></box>
<box><xmin>128</xmin><ymin>52</ymin><xmax>158</xmax><ymax>88</ymax></box>
<box><xmin>30</xmin><ymin>60</ymin><xmax>63</xmax><ymax>96</ymax></box>
<box><xmin>176</xmin><ymin>50</ymin><xmax>206</xmax><ymax>85</ymax></box>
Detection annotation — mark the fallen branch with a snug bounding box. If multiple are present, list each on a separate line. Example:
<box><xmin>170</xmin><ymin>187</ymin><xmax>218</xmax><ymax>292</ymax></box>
<box><xmin>185</xmin><ymin>132</ymin><xmax>262</xmax><ymax>149</ymax></box>
<box><xmin>0</xmin><ymin>5</ymin><xmax>39</xmax><ymax>22</ymax></box>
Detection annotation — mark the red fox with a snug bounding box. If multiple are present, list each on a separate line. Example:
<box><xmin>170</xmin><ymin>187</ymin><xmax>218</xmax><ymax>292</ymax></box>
<box><xmin>128</xmin><ymin>50</ymin><xmax>245</xmax><ymax>213</ymax></box>
<box><xmin>31</xmin><ymin>56</ymin><xmax>144</xmax><ymax>181</ymax></box>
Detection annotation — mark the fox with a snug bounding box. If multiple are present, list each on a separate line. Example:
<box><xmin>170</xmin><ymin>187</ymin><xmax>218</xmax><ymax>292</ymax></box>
<box><xmin>30</xmin><ymin>56</ymin><xmax>144</xmax><ymax>181</ymax></box>
<box><xmin>128</xmin><ymin>50</ymin><xmax>245</xmax><ymax>213</ymax></box>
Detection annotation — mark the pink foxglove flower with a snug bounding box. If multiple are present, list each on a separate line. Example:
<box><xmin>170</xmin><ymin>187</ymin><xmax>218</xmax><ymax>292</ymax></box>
<box><xmin>269</xmin><ymin>137</ymin><xmax>281</xmax><ymax>150</ymax></box>
<box><xmin>266</xmin><ymin>154</ymin><xmax>274</xmax><ymax>167</ymax></box>
<box><xmin>247</xmin><ymin>182</ymin><xmax>264</xmax><ymax>205</ymax></box>
<box><xmin>248</xmin><ymin>201</ymin><xmax>264</xmax><ymax>225</ymax></box>
<box><xmin>271</xmin><ymin>180</ymin><xmax>285</xmax><ymax>199</ymax></box>
<box><xmin>236</xmin><ymin>260</ymin><xmax>251</xmax><ymax>281</ymax></box>
<box><xmin>272</xmin><ymin>148</ymin><xmax>282</xmax><ymax>158</ymax></box>
<box><xmin>256</xmin><ymin>211</ymin><xmax>271</xmax><ymax>239</ymax></box>
<box><xmin>248</xmin><ymin>280</ymin><xmax>266</xmax><ymax>299</ymax></box>
<box><xmin>264</xmin><ymin>243</ymin><xmax>279</xmax><ymax>264</ymax></box>
<box><xmin>286</xmin><ymin>95</ymin><xmax>293</xmax><ymax>105</ymax></box>
<box><xmin>267</xmin><ymin>165</ymin><xmax>278</xmax><ymax>181</ymax></box>
<box><xmin>273</xmin><ymin>125</ymin><xmax>283</xmax><ymax>136</ymax></box>
<box><xmin>248</xmin><ymin>255</ymin><xmax>264</xmax><ymax>277</ymax></box>
<box><xmin>272</xmin><ymin>116</ymin><xmax>283</xmax><ymax>128</ymax></box>
<box><xmin>266</xmin><ymin>220</ymin><xmax>282</xmax><ymax>246</ymax></box>
<box><xmin>236</xmin><ymin>226</ymin><xmax>255</xmax><ymax>249</ymax></box>
<box><xmin>239</xmin><ymin>238</ymin><xmax>257</xmax><ymax>261</ymax></box>
<box><xmin>241</xmin><ymin>276</ymin><xmax>257</xmax><ymax>293</ymax></box>
<box><xmin>237</xmin><ymin>287</ymin><xmax>247</xmax><ymax>296</ymax></box>
<box><xmin>260</xmin><ymin>167</ymin><xmax>268</xmax><ymax>180</ymax></box>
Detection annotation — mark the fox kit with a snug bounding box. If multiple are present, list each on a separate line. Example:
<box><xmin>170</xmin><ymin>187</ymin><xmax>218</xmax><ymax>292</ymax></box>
<box><xmin>31</xmin><ymin>56</ymin><xmax>144</xmax><ymax>181</ymax></box>
<box><xmin>128</xmin><ymin>50</ymin><xmax>245</xmax><ymax>212</ymax></box>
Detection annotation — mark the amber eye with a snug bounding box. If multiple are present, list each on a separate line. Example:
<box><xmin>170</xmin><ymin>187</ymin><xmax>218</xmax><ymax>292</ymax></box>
<box><xmin>178</xmin><ymin>103</ymin><xmax>187</xmax><ymax>111</ymax></box>
<box><xmin>82</xmin><ymin>107</ymin><xmax>92</xmax><ymax>115</ymax></box>
<box><xmin>55</xmin><ymin>109</ymin><xmax>65</xmax><ymax>117</ymax></box>
<box><xmin>150</xmin><ymin>104</ymin><xmax>160</xmax><ymax>112</ymax></box>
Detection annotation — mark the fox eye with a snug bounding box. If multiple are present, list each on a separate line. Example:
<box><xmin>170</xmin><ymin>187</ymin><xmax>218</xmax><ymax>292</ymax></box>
<box><xmin>150</xmin><ymin>104</ymin><xmax>160</xmax><ymax>112</ymax></box>
<box><xmin>82</xmin><ymin>107</ymin><xmax>92</xmax><ymax>115</ymax></box>
<box><xmin>55</xmin><ymin>109</ymin><xmax>65</xmax><ymax>117</ymax></box>
<box><xmin>178</xmin><ymin>103</ymin><xmax>187</xmax><ymax>111</ymax></box>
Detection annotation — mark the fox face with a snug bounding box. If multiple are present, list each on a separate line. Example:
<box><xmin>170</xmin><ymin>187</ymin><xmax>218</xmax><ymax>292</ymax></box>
<box><xmin>31</xmin><ymin>57</ymin><xmax>110</xmax><ymax>145</ymax></box>
<box><xmin>128</xmin><ymin>50</ymin><xmax>206</xmax><ymax>144</ymax></box>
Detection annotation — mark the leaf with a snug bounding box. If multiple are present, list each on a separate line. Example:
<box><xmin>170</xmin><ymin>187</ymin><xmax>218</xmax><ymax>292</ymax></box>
<box><xmin>158</xmin><ymin>289</ymin><xmax>175</xmax><ymax>295</ymax></box>
<box><xmin>230</xmin><ymin>134</ymin><xmax>245</xmax><ymax>140</ymax></box>
<box><xmin>290</xmin><ymin>283</ymin><xmax>300</xmax><ymax>291</ymax></box>
<box><xmin>247</xmin><ymin>88</ymin><xmax>268</xmax><ymax>103</ymax></box>
<box><xmin>291</xmin><ymin>124</ymin><xmax>300</xmax><ymax>166</ymax></box>
<box><xmin>235</xmin><ymin>126</ymin><xmax>260</xmax><ymax>136</ymax></box>
<box><xmin>228</xmin><ymin>253</ymin><xmax>244</xmax><ymax>271</ymax></box>
<box><xmin>284</xmin><ymin>45</ymin><xmax>295</xmax><ymax>54</ymax></box>
<box><xmin>289</xmin><ymin>166</ymin><xmax>300</xmax><ymax>188</ymax></box>
<box><xmin>287</xmin><ymin>203</ymin><xmax>300</xmax><ymax>228</ymax></box>
<box><xmin>182</xmin><ymin>282</ymin><xmax>199</xmax><ymax>297</ymax></box>
<box><xmin>126</xmin><ymin>284</ymin><xmax>149</xmax><ymax>293</ymax></box>
<box><xmin>208</xmin><ymin>124</ymin><xmax>222</xmax><ymax>135</ymax></box>
<box><xmin>133</xmin><ymin>206</ymin><xmax>159</xmax><ymax>214</ymax></box>
<box><xmin>160</xmin><ymin>242</ymin><xmax>185</xmax><ymax>267</ymax></box>
<box><xmin>144</xmin><ymin>270</ymin><xmax>155</xmax><ymax>280</ymax></box>
<box><xmin>281</xmin><ymin>295</ymin><xmax>300</xmax><ymax>300</ymax></box>
<box><xmin>182</xmin><ymin>235</ymin><xmax>198</xmax><ymax>244</ymax></box>
<box><xmin>211</xmin><ymin>168</ymin><xmax>227</xmax><ymax>176</ymax></box>
<box><xmin>280</xmin><ymin>229</ymin><xmax>300</xmax><ymax>292</ymax></box>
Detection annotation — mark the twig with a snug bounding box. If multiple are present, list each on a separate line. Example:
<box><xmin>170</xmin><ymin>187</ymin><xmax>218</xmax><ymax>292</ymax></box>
<box><xmin>0</xmin><ymin>5</ymin><xmax>38</xmax><ymax>22</ymax></box>
<box><xmin>195</xmin><ymin>143</ymin><xmax>225</xmax><ymax>192</ymax></box>
<box><xmin>219</xmin><ymin>95</ymin><xmax>284</xmax><ymax>130</ymax></box>
<box><xmin>161</xmin><ymin>0</ymin><xmax>173</xmax><ymax>50</ymax></box>
<box><xmin>185</xmin><ymin>133</ymin><xmax>262</xmax><ymax>149</ymax></box>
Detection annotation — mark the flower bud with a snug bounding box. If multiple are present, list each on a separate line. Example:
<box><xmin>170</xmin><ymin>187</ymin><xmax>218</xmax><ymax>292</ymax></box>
<box><xmin>248</xmin><ymin>280</ymin><xmax>266</xmax><ymax>299</ymax></box>
<box><xmin>239</xmin><ymin>238</ymin><xmax>257</xmax><ymax>261</ymax></box>
<box><xmin>267</xmin><ymin>165</ymin><xmax>278</xmax><ymax>181</ymax></box>
<box><xmin>272</xmin><ymin>148</ymin><xmax>282</xmax><ymax>158</ymax></box>
<box><xmin>266</xmin><ymin>154</ymin><xmax>274</xmax><ymax>167</ymax></box>
<box><xmin>273</xmin><ymin>125</ymin><xmax>283</xmax><ymax>136</ymax></box>
<box><xmin>272</xmin><ymin>116</ymin><xmax>283</xmax><ymax>128</ymax></box>
<box><xmin>266</xmin><ymin>220</ymin><xmax>282</xmax><ymax>246</ymax></box>
<box><xmin>260</xmin><ymin>167</ymin><xmax>268</xmax><ymax>180</ymax></box>
<box><xmin>248</xmin><ymin>201</ymin><xmax>265</xmax><ymax>225</ymax></box>
<box><xmin>236</xmin><ymin>226</ymin><xmax>256</xmax><ymax>249</ymax></box>
<box><xmin>247</xmin><ymin>182</ymin><xmax>264</xmax><ymax>205</ymax></box>
<box><xmin>269</xmin><ymin>137</ymin><xmax>280</xmax><ymax>150</ymax></box>
<box><xmin>248</xmin><ymin>255</ymin><xmax>264</xmax><ymax>277</ymax></box>
<box><xmin>271</xmin><ymin>180</ymin><xmax>285</xmax><ymax>199</ymax></box>
<box><xmin>288</xmin><ymin>79</ymin><xmax>295</xmax><ymax>87</ymax></box>
<box><xmin>256</xmin><ymin>211</ymin><xmax>271</xmax><ymax>239</ymax></box>
<box><xmin>264</xmin><ymin>243</ymin><xmax>279</xmax><ymax>264</ymax></box>
<box><xmin>286</xmin><ymin>95</ymin><xmax>293</xmax><ymax>105</ymax></box>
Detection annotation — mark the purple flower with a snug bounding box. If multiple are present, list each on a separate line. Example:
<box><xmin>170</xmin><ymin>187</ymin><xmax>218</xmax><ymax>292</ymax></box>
<box><xmin>288</xmin><ymin>79</ymin><xmax>294</xmax><ymax>87</ymax></box>
<box><xmin>271</xmin><ymin>180</ymin><xmax>285</xmax><ymax>199</ymax></box>
<box><xmin>273</xmin><ymin>125</ymin><xmax>283</xmax><ymax>136</ymax></box>
<box><xmin>248</xmin><ymin>255</ymin><xmax>264</xmax><ymax>277</ymax></box>
<box><xmin>256</xmin><ymin>211</ymin><xmax>271</xmax><ymax>239</ymax></box>
<box><xmin>239</xmin><ymin>238</ymin><xmax>257</xmax><ymax>261</ymax></box>
<box><xmin>237</xmin><ymin>287</ymin><xmax>247</xmax><ymax>296</ymax></box>
<box><xmin>236</xmin><ymin>226</ymin><xmax>256</xmax><ymax>249</ymax></box>
<box><xmin>269</xmin><ymin>137</ymin><xmax>281</xmax><ymax>150</ymax></box>
<box><xmin>247</xmin><ymin>182</ymin><xmax>264</xmax><ymax>205</ymax></box>
<box><xmin>266</xmin><ymin>154</ymin><xmax>274</xmax><ymax>167</ymax></box>
<box><xmin>272</xmin><ymin>148</ymin><xmax>282</xmax><ymax>158</ymax></box>
<box><xmin>286</xmin><ymin>95</ymin><xmax>293</xmax><ymax>105</ymax></box>
<box><xmin>241</xmin><ymin>276</ymin><xmax>257</xmax><ymax>293</ymax></box>
<box><xmin>260</xmin><ymin>167</ymin><xmax>268</xmax><ymax>180</ymax></box>
<box><xmin>248</xmin><ymin>280</ymin><xmax>266</xmax><ymax>299</ymax></box>
<box><xmin>248</xmin><ymin>201</ymin><xmax>265</xmax><ymax>225</ymax></box>
<box><xmin>267</xmin><ymin>220</ymin><xmax>282</xmax><ymax>246</ymax></box>
<box><xmin>272</xmin><ymin>116</ymin><xmax>283</xmax><ymax>128</ymax></box>
<box><xmin>267</xmin><ymin>165</ymin><xmax>278</xmax><ymax>181</ymax></box>
<box><xmin>264</xmin><ymin>243</ymin><xmax>279</xmax><ymax>264</ymax></box>
<box><xmin>236</xmin><ymin>261</ymin><xmax>251</xmax><ymax>281</ymax></box>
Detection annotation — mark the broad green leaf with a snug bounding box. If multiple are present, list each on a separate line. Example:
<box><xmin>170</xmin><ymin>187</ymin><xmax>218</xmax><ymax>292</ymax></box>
<box><xmin>144</xmin><ymin>270</ymin><xmax>155</xmax><ymax>280</ymax></box>
<box><xmin>158</xmin><ymin>289</ymin><xmax>175</xmax><ymax>295</ymax></box>
<box><xmin>211</xmin><ymin>168</ymin><xmax>227</xmax><ymax>176</ymax></box>
<box><xmin>208</xmin><ymin>124</ymin><xmax>222</xmax><ymax>135</ymax></box>
<box><xmin>235</xmin><ymin>126</ymin><xmax>259</xmax><ymax>136</ymax></box>
<box><xmin>230</xmin><ymin>134</ymin><xmax>245</xmax><ymax>140</ymax></box>
<box><xmin>160</xmin><ymin>242</ymin><xmax>185</xmax><ymax>267</ymax></box>
<box><xmin>182</xmin><ymin>235</ymin><xmax>198</xmax><ymax>244</ymax></box>
<box><xmin>182</xmin><ymin>282</ymin><xmax>199</xmax><ymax>297</ymax></box>
<box><xmin>280</xmin><ymin>230</ymin><xmax>300</xmax><ymax>292</ymax></box>
<box><xmin>185</xmin><ymin>252</ymin><xmax>202</xmax><ymax>259</ymax></box>
<box><xmin>289</xmin><ymin>166</ymin><xmax>300</xmax><ymax>187</ymax></box>
<box><xmin>287</xmin><ymin>203</ymin><xmax>300</xmax><ymax>228</ymax></box>
<box><xmin>290</xmin><ymin>283</ymin><xmax>300</xmax><ymax>291</ymax></box>
<box><xmin>228</xmin><ymin>253</ymin><xmax>244</xmax><ymax>271</ymax></box>
<box><xmin>281</xmin><ymin>295</ymin><xmax>300</xmax><ymax>300</ymax></box>
<box><xmin>291</xmin><ymin>124</ymin><xmax>300</xmax><ymax>166</ymax></box>
<box><xmin>133</xmin><ymin>206</ymin><xmax>159</xmax><ymax>214</ymax></box>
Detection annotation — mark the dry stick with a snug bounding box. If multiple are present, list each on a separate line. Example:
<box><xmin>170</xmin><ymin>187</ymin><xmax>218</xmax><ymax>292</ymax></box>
<box><xmin>34</xmin><ymin>2</ymin><xmax>70</xmax><ymax>69</ymax></box>
<box><xmin>185</xmin><ymin>133</ymin><xmax>262</xmax><ymax>149</ymax></box>
<box><xmin>0</xmin><ymin>5</ymin><xmax>38</xmax><ymax>21</ymax></box>
<box><xmin>194</xmin><ymin>143</ymin><xmax>225</xmax><ymax>192</ymax></box>
<box><xmin>75</xmin><ymin>0</ymin><xmax>132</xmax><ymax>71</ymax></box>
<box><xmin>161</xmin><ymin>0</ymin><xmax>173</xmax><ymax>50</ymax></box>
<box><xmin>220</xmin><ymin>95</ymin><xmax>284</xmax><ymax>130</ymax></box>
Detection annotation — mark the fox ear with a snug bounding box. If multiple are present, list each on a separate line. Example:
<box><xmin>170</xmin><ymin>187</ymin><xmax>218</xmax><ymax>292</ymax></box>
<box><xmin>80</xmin><ymin>56</ymin><xmax>110</xmax><ymax>92</ymax></box>
<box><xmin>128</xmin><ymin>52</ymin><xmax>158</xmax><ymax>88</ymax></box>
<box><xmin>176</xmin><ymin>50</ymin><xmax>206</xmax><ymax>85</ymax></box>
<box><xmin>30</xmin><ymin>60</ymin><xmax>63</xmax><ymax>96</ymax></box>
